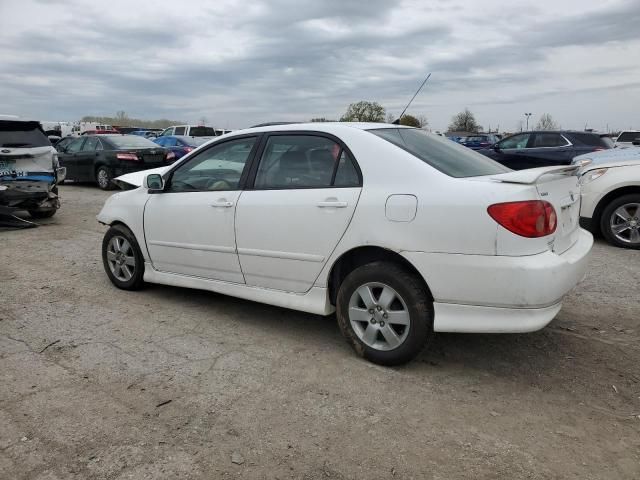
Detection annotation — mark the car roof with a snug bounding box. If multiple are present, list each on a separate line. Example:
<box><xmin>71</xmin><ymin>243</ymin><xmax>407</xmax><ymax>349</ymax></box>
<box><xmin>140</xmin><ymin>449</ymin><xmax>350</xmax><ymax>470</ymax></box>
<box><xmin>227</xmin><ymin>122</ymin><xmax>408</xmax><ymax>137</ymax></box>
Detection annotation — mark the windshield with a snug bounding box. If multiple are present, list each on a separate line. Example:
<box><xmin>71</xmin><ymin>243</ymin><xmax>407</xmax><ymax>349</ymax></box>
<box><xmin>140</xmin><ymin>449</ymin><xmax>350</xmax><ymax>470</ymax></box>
<box><xmin>0</xmin><ymin>121</ymin><xmax>51</xmax><ymax>148</ymax></box>
<box><xmin>103</xmin><ymin>135</ymin><xmax>158</xmax><ymax>149</ymax></box>
<box><xmin>368</xmin><ymin>128</ymin><xmax>509</xmax><ymax>178</ymax></box>
<box><xmin>617</xmin><ymin>132</ymin><xmax>640</xmax><ymax>142</ymax></box>
<box><xmin>190</xmin><ymin>126</ymin><xmax>216</xmax><ymax>137</ymax></box>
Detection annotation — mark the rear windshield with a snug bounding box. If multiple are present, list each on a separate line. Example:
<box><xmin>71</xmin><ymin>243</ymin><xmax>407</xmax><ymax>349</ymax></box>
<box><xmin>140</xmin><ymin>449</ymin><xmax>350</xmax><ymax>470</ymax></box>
<box><xmin>368</xmin><ymin>128</ymin><xmax>509</xmax><ymax>178</ymax></box>
<box><xmin>617</xmin><ymin>132</ymin><xmax>640</xmax><ymax>142</ymax></box>
<box><xmin>103</xmin><ymin>135</ymin><xmax>158</xmax><ymax>149</ymax></box>
<box><xmin>0</xmin><ymin>121</ymin><xmax>50</xmax><ymax>148</ymax></box>
<box><xmin>190</xmin><ymin>126</ymin><xmax>216</xmax><ymax>137</ymax></box>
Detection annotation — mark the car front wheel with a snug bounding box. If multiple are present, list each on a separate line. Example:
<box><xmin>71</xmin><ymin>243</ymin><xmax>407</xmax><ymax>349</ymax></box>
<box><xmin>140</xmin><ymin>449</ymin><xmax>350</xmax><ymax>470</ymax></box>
<box><xmin>600</xmin><ymin>194</ymin><xmax>640</xmax><ymax>249</ymax></box>
<box><xmin>336</xmin><ymin>261</ymin><xmax>433</xmax><ymax>366</ymax></box>
<box><xmin>102</xmin><ymin>224</ymin><xmax>145</xmax><ymax>290</ymax></box>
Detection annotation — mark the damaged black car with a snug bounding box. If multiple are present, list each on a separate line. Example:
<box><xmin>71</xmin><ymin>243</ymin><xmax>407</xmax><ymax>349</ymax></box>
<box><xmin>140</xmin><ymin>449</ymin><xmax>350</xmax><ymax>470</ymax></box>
<box><xmin>0</xmin><ymin>119</ymin><xmax>66</xmax><ymax>219</ymax></box>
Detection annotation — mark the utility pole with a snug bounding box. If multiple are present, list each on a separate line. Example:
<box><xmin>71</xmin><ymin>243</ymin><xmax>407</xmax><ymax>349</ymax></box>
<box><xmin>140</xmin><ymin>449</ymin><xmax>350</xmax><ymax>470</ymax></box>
<box><xmin>524</xmin><ymin>113</ymin><xmax>532</xmax><ymax>131</ymax></box>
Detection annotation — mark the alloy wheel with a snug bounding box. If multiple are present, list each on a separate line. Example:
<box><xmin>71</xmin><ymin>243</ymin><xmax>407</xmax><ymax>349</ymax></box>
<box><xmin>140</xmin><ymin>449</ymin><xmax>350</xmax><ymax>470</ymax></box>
<box><xmin>610</xmin><ymin>202</ymin><xmax>640</xmax><ymax>245</ymax></box>
<box><xmin>106</xmin><ymin>235</ymin><xmax>136</xmax><ymax>281</ymax></box>
<box><xmin>97</xmin><ymin>168</ymin><xmax>110</xmax><ymax>189</ymax></box>
<box><xmin>348</xmin><ymin>282</ymin><xmax>411</xmax><ymax>351</ymax></box>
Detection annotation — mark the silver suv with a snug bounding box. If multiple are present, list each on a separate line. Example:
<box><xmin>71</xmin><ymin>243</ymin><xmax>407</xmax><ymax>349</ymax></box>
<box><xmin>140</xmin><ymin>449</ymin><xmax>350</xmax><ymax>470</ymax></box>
<box><xmin>0</xmin><ymin>119</ymin><xmax>66</xmax><ymax>218</ymax></box>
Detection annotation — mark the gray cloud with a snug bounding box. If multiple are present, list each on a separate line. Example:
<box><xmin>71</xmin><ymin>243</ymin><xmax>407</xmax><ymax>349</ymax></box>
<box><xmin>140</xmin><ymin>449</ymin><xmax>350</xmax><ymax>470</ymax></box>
<box><xmin>0</xmin><ymin>0</ymin><xmax>639</xmax><ymax>131</ymax></box>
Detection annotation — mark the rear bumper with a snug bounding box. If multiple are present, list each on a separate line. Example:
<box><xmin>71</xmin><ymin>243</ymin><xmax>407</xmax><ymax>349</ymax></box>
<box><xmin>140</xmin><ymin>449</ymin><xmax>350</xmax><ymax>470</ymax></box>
<box><xmin>401</xmin><ymin>228</ymin><xmax>593</xmax><ymax>333</ymax></box>
<box><xmin>0</xmin><ymin>180</ymin><xmax>60</xmax><ymax>211</ymax></box>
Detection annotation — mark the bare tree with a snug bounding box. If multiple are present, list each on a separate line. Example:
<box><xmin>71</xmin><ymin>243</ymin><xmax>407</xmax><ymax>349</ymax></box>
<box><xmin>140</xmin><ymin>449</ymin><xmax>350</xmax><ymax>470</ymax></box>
<box><xmin>535</xmin><ymin>113</ymin><xmax>560</xmax><ymax>130</ymax></box>
<box><xmin>416</xmin><ymin>115</ymin><xmax>429</xmax><ymax>128</ymax></box>
<box><xmin>386</xmin><ymin>112</ymin><xmax>396</xmax><ymax>123</ymax></box>
<box><xmin>199</xmin><ymin>116</ymin><xmax>208</xmax><ymax>125</ymax></box>
<box><xmin>448</xmin><ymin>108</ymin><xmax>481</xmax><ymax>132</ymax></box>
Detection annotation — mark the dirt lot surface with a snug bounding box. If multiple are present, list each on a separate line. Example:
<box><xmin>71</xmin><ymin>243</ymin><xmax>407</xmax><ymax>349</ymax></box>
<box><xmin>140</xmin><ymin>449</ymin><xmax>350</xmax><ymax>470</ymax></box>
<box><xmin>1</xmin><ymin>184</ymin><xmax>639</xmax><ymax>479</ymax></box>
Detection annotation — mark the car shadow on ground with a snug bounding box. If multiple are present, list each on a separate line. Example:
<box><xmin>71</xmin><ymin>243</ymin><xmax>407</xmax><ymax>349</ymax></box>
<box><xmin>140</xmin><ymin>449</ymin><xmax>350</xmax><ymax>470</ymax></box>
<box><xmin>142</xmin><ymin>282</ymin><xmax>580</xmax><ymax>381</ymax></box>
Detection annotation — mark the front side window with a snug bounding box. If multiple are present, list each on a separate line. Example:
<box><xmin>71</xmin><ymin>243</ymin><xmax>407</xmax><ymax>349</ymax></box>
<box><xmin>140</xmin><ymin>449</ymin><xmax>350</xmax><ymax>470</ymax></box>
<box><xmin>532</xmin><ymin>133</ymin><xmax>568</xmax><ymax>148</ymax></box>
<box><xmin>499</xmin><ymin>133</ymin><xmax>531</xmax><ymax>149</ymax></box>
<box><xmin>174</xmin><ymin>126</ymin><xmax>186</xmax><ymax>135</ymax></box>
<box><xmin>66</xmin><ymin>137</ymin><xmax>85</xmax><ymax>153</ymax></box>
<box><xmin>370</xmin><ymin>128</ymin><xmax>508</xmax><ymax>178</ymax></box>
<box><xmin>254</xmin><ymin>135</ymin><xmax>359</xmax><ymax>189</ymax></box>
<box><xmin>168</xmin><ymin>137</ymin><xmax>256</xmax><ymax>192</ymax></box>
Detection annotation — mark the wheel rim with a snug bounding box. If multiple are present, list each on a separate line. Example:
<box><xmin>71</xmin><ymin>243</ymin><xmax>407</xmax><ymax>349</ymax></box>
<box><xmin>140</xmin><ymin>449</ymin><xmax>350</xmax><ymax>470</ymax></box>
<box><xmin>106</xmin><ymin>235</ymin><xmax>136</xmax><ymax>282</ymax></box>
<box><xmin>97</xmin><ymin>168</ymin><xmax>109</xmax><ymax>188</ymax></box>
<box><xmin>610</xmin><ymin>202</ymin><xmax>640</xmax><ymax>244</ymax></box>
<box><xmin>348</xmin><ymin>282</ymin><xmax>410</xmax><ymax>351</ymax></box>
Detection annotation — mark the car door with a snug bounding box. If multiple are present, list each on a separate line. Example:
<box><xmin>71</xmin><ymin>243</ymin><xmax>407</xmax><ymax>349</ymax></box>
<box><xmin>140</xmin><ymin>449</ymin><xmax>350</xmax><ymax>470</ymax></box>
<box><xmin>143</xmin><ymin>135</ymin><xmax>259</xmax><ymax>282</ymax></box>
<box><xmin>235</xmin><ymin>133</ymin><xmax>362</xmax><ymax>293</ymax></box>
<box><xmin>57</xmin><ymin>137</ymin><xmax>86</xmax><ymax>180</ymax></box>
<box><xmin>491</xmin><ymin>133</ymin><xmax>532</xmax><ymax>169</ymax></box>
<box><xmin>525</xmin><ymin>133</ymin><xmax>573</xmax><ymax>167</ymax></box>
<box><xmin>76</xmin><ymin>136</ymin><xmax>102</xmax><ymax>180</ymax></box>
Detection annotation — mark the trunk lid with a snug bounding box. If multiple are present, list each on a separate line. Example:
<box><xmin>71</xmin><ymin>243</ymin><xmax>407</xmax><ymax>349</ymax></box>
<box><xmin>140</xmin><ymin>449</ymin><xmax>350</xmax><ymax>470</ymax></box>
<box><xmin>491</xmin><ymin>165</ymin><xmax>581</xmax><ymax>254</ymax></box>
<box><xmin>0</xmin><ymin>146</ymin><xmax>57</xmax><ymax>181</ymax></box>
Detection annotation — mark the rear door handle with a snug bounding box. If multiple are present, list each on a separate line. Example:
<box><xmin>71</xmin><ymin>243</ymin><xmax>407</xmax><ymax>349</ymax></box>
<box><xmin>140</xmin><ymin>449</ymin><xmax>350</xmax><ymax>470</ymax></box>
<box><xmin>317</xmin><ymin>201</ymin><xmax>348</xmax><ymax>208</ymax></box>
<box><xmin>210</xmin><ymin>200</ymin><xmax>234</xmax><ymax>208</ymax></box>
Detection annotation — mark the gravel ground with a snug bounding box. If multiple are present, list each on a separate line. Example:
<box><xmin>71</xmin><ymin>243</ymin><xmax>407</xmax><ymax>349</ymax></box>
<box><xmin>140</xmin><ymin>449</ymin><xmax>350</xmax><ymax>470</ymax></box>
<box><xmin>1</xmin><ymin>184</ymin><xmax>639</xmax><ymax>479</ymax></box>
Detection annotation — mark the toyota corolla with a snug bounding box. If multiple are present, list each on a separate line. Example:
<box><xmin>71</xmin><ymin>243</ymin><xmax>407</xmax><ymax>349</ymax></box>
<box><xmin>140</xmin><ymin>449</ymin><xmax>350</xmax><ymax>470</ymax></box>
<box><xmin>97</xmin><ymin>123</ymin><xmax>593</xmax><ymax>365</ymax></box>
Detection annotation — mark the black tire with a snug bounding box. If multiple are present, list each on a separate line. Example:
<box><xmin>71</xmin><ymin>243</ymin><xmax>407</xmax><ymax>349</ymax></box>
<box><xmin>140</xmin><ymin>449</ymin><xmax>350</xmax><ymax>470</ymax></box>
<box><xmin>336</xmin><ymin>261</ymin><xmax>433</xmax><ymax>366</ymax></box>
<box><xmin>102</xmin><ymin>224</ymin><xmax>145</xmax><ymax>290</ymax></box>
<box><xmin>600</xmin><ymin>194</ymin><xmax>640</xmax><ymax>249</ymax></box>
<box><xmin>95</xmin><ymin>165</ymin><xmax>115</xmax><ymax>190</ymax></box>
<box><xmin>28</xmin><ymin>209</ymin><xmax>57</xmax><ymax>219</ymax></box>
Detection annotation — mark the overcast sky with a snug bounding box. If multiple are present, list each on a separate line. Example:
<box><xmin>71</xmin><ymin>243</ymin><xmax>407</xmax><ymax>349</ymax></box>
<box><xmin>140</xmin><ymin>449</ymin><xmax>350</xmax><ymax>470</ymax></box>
<box><xmin>1</xmin><ymin>0</ymin><xmax>639</xmax><ymax>131</ymax></box>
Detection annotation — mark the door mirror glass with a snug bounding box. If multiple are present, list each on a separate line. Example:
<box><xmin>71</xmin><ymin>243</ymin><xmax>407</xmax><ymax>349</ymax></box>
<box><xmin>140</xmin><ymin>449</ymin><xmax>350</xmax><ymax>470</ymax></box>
<box><xmin>145</xmin><ymin>173</ymin><xmax>164</xmax><ymax>192</ymax></box>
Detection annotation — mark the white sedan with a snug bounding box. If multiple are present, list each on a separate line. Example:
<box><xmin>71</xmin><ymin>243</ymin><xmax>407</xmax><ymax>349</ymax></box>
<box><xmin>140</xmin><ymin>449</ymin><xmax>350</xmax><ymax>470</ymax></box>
<box><xmin>97</xmin><ymin>123</ymin><xmax>593</xmax><ymax>365</ymax></box>
<box><xmin>578</xmin><ymin>156</ymin><xmax>640</xmax><ymax>249</ymax></box>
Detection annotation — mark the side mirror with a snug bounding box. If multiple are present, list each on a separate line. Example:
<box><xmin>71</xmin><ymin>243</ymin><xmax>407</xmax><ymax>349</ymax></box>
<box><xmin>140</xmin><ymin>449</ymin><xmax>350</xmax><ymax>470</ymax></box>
<box><xmin>144</xmin><ymin>173</ymin><xmax>164</xmax><ymax>192</ymax></box>
<box><xmin>493</xmin><ymin>143</ymin><xmax>500</xmax><ymax>151</ymax></box>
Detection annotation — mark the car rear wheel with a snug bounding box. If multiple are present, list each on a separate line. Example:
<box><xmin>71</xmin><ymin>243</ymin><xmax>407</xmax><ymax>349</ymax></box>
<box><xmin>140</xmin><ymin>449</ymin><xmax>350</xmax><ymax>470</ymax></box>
<box><xmin>102</xmin><ymin>224</ymin><xmax>145</xmax><ymax>290</ymax></box>
<box><xmin>96</xmin><ymin>165</ymin><xmax>115</xmax><ymax>190</ymax></box>
<box><xmin>600</xmin><ymin>194</ymin><xmax>640</xmax><ymax>249</ymax></box>
<box><xmin>336</xmin><ymin>261</ymin><xmax>433</xmax><ymax>366</ymax></box>
<box><xmin>28</xmin><ymin>209</ymin><xmax>57</xmax><ymax>219</ymax></box>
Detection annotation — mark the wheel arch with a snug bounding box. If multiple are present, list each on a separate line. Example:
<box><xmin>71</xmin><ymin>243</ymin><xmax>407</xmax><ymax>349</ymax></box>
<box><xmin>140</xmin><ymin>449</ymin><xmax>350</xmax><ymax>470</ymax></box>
<box><xmin>592</xmin><ymin>186</ymin><xmax>640</xmax><ymax>234</ymax></box>
<box><xmin>327</xmin><ymin>246</ymin><xmax>433</xmax><ymax>306</ymax></box>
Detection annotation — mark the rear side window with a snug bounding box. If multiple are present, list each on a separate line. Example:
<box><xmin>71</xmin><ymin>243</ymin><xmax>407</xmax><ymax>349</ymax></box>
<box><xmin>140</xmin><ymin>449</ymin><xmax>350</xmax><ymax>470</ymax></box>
<box><xmin>532</xmin><ymin>133</ymin><xmax>569</xmax><ymax>147</ymax></box>
<box><xmin>254</xmin><ymin>135</ymin><xmax>360</xmax><ymax>189</ymax></box>
<box><xmin>190</xmin><ymin>126</ymin><xmax>215</xmax><ymax>136</ymax></box>
<box><xmin>571</xmin><ymin>133</ymin><xmax>610</xmax><ymax>147</ymax></box>
<box><xmin>369</xmin><ymin>128</ymin><xmax>509</xmax><ymax>178</ymax></box>
<box><xmin>0</xmin><ymin>121</ymin><xmax>51</xmax><ymax>148</ymax></box>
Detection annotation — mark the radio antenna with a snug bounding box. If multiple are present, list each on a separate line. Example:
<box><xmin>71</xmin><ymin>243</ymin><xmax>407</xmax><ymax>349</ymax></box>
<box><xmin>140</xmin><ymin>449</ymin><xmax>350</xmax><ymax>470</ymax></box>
<box><xmin>393</xmin><ymin>73</ymin><xmax>431</xmax><ymax>124</ymax></box>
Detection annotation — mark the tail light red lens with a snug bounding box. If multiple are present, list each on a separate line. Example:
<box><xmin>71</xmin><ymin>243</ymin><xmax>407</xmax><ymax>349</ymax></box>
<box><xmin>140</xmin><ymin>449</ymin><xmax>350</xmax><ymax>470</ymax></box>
<box><xmin>487</xmin><ymin>200</ymin><xmax>557</xmax><ymax>238</ymax></box>
<box><xmin>116</xmin><ymin>152</ymin><xmax>139</xmax><ymax>161</ymax></box>
<box><xmin>184</xmin><ymin>147</ymin><xmax>193</xmax><ymax>153</ymax></box>
<box><xmin>592</xmin><ymin>147</ymin><xmax>605</xmax><ymax>152</ymax></box>
<box><xmin>166</xmin><ymin>151</ymin><xmax>176</xmax><ymax>162</ymax></box>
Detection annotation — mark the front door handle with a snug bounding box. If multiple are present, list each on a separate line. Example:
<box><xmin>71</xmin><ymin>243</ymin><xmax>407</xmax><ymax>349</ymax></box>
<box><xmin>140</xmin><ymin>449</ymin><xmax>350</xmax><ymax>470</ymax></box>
<box><xmin>210</xmin><ymin>200</ymin><xmax>234</xmax><ymax>208</ymax></box>
<box><xmin>317</xmin><ymin>201</ymin><xmax>348</xmax><ymax>208</ymax></box>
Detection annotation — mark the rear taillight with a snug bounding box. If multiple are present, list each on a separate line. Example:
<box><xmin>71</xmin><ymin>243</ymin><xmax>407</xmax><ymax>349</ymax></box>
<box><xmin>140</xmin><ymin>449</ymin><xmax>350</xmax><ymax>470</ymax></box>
<box><xmin>166</xmin><ymin>151</ymin><xmax>176</xmax><ymax>162</ymax></box>
<box><xmin>116</xmin><ymin>152</ymin><xmax>139</xmax><ymax>161</ymax></box>
<box><xmin>487</xmin><ymin>200</ymin><xmax>557</xmax><ymax>238</ymax></box>
<box><xmin>184</xmin><ymin>147</ymin><xmax>193</xmax><ymax>153</ymax></box>
<box><xmin>592</xmin><ymin>147</ymin><xmax>605</xmax><ymax>152</ymax></box>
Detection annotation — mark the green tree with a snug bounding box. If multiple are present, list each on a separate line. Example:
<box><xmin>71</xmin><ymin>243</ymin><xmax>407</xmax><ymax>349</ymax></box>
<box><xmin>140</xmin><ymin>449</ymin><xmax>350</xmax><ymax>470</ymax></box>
<box><xmin>448</xmin><ymin>108</ymin><xmax>481</xmax><ymax>132</ymax></box>
<box><xmin>399</xmin><ymin>114</ymin><xmax>428</xmax><ymax>128</ymax></box>
<box><xmin>340</xmin><ymin>101</ymin><xmax>386</xmax><ymax>122</ymax></box>
<box><xmin>535</xmin><ymin>113</ymin><xmax>560</xmax><ymax>130</ymax></box>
